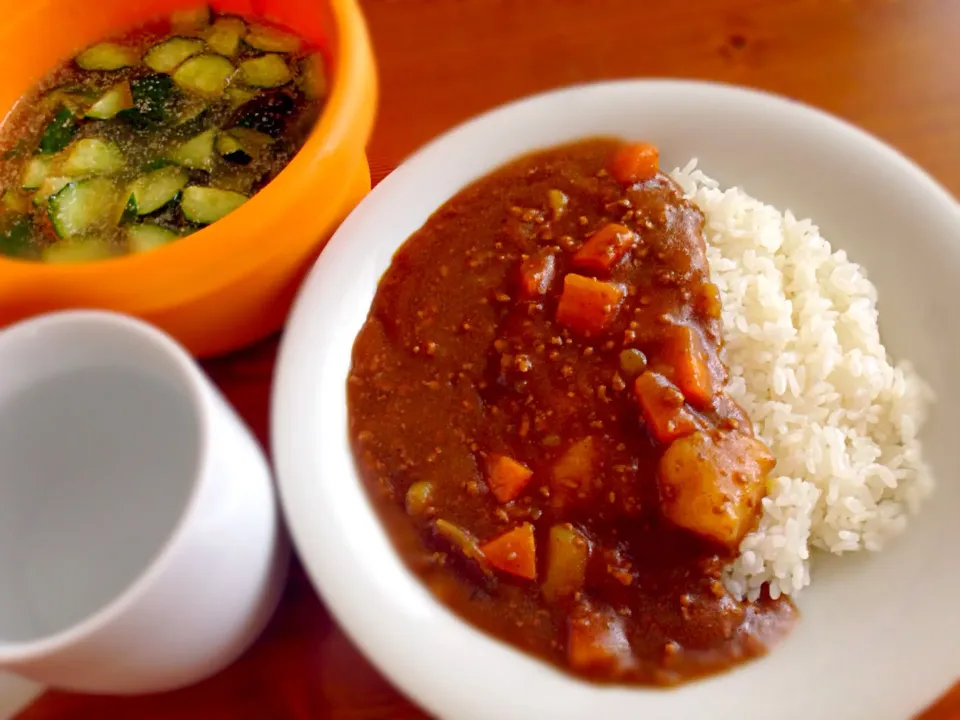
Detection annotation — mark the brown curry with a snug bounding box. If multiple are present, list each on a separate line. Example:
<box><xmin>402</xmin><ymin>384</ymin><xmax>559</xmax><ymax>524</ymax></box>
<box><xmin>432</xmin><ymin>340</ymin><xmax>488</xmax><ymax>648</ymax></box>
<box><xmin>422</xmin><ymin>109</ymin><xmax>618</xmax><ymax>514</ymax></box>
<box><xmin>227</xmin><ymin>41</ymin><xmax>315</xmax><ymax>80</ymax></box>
<box><xmin>347</xmin><ymin>138</ymin><xmax>796</xmax><ymax>686</ymax></box>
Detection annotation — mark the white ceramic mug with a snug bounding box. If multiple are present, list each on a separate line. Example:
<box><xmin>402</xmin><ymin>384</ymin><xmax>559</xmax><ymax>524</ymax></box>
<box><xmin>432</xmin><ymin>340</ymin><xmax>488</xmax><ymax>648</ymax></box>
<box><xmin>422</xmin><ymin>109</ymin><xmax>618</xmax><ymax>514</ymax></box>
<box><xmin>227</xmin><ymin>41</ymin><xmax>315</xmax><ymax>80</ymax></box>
<box><xmin>0</xmin><ymin>310</ymin><xmax>288</xmax><ymax>695</ymax></box>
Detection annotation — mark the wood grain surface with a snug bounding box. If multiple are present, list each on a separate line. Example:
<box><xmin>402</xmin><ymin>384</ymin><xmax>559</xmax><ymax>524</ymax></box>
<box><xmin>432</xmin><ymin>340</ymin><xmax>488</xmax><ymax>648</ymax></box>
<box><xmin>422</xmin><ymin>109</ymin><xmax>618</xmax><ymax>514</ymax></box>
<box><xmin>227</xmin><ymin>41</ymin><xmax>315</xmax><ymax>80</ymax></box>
<box><xmin>16</xmin><ymin>0</ymin><xmax>960</xmax><ymax>717</ymax></box>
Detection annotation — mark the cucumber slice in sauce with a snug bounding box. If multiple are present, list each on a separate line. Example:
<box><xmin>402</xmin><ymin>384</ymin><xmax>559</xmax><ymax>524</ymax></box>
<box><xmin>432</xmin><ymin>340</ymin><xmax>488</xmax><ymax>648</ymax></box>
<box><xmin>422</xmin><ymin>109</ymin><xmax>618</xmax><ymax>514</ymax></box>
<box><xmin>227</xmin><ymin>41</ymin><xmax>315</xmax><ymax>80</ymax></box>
<box><xmin>204</xmin><ymin>16</ymin><xmax>246</xmax><ymax>57</ymax></box>
<box><xmin>41</xmin><ymin>87</ymin><xmax>95</xmax><ymax>116</ymax></box>
<box><xmin>215</xmin><ymin>131</ymin><xmax>249</xmax><ymax>164</ymax></box>
<box><xmin>297</xmin><ymin>54</ymin><xmax>328</xmax><ymax>100</ymax></box>
<box><xmin>22</xmin><ymin>157</ymin><xmax>52</xmax><ymax>189</ymax></box>
<box><xmin>63</xmin><ymin>139</ymin><xmax>125</xmax><ymax>177</ymax></box>
<box><xmin>239</xmin><ymin>54</ymin><xmax>291</xmax><ymax>88</ymax></box>
<box><xmin>245</xmin><ymin>24</ymin><xmax>301</xmax><ymax>53</ymax></box>
<box><xmin>33</xmin><ymin>177</ymin><xmax>71</xmax><ymax>206</ymax></box>
<box><xmin>144</xmin><ymin>37</ymin><xmax>205</xmax><ymax>73</ymax></box>
<box><xmin>0</xmin><ymin>214</ymin><xmax>34</xmax><ymax>258</ymax></box>
<box><xmin>38</xmin><ymin>106</ymin><xmax>79</xmax><ymax>154</ymax></box>
<box><xmin>48</xmin><ymin>178</ymin><xmax>120</xmax><ymax>238</ymax></box>
<box><xmin>168</xmin><ymin>129</ymin><xmax>216</xmax><ymax>170</ymax></box>
<box><xmin>175</xmin><ymin>97</ymin><xmax>208</xmax><ymax>126</ymax></box>
<box><xmin>171</xmin><ymin>5</ymin><xmax>211</xmax><ymax>35</ymax></box>
<box><xmin>233</xmin><ymin>92</ymin><xmax>294</xmax><ymax>138</ymax></box>
<box><xmin>216</xmin><ymin>127</ymin><xmax>272</xmax><ymax>163</ymax></box>
<box><xmin>119</xmin><ymin>74</ymin><xmax>176</xmax><ymax>127</ymax></box>
<box><xmin>85</xmin><ymin>82</ymin><xmax>134</xmax><ymax>120</ymax></box>
<box><xmin>42</xmin><ymin>238</ymin><xmax>113</xmax><ymax>264</ymax></box>
<box><xmin>127</xmin><ymin>166</ymin><xmax>188</xmax><ymax>215</ymax></box>
<box><xmin>224</xmin><ymin>86</ymin><xmax>257</xmax><ymax>108</ymax></box>
<box><xmin>172</xmin><ymin>54</ymin><xmax>235</xmax><ymax>98</ymax></box>
<box><xmin>2</xmin><ymin>190</ymin><xmax>30</xmax><ymax>214</ymax></box>
<box><xmin>180</xmin><ymin>186</ymin><xmax>247</xmax><ymax>224</ymax></box>
<box><xmin>76</xmin><ymin>43</ymin><xmax>140</xmax><ymax>71</ymax></box>
<box><xmin>128</xmin><ymin>223</ymin><xmax>178</xmax><ymax>253</ymax></box>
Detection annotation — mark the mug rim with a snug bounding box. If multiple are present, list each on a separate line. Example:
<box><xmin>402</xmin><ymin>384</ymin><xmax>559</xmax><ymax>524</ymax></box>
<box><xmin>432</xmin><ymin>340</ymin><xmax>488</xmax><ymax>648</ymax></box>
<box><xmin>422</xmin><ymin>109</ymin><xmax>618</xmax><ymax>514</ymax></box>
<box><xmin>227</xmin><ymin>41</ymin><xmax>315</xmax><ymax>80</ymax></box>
<box><xmin>0</xmin><ymin>310</ymin><xmax>212</xmax><ymax>662</ymax></box>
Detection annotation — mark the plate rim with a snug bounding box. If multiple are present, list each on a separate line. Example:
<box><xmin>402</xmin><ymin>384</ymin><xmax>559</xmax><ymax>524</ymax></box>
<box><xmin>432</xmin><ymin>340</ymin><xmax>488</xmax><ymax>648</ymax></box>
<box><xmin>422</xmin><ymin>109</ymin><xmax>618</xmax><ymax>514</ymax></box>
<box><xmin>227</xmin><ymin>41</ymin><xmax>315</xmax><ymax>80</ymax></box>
<box><xmin>271</xmin><ymin>78</ymin><xmax>960</xmax><ymax>720</ymax></box>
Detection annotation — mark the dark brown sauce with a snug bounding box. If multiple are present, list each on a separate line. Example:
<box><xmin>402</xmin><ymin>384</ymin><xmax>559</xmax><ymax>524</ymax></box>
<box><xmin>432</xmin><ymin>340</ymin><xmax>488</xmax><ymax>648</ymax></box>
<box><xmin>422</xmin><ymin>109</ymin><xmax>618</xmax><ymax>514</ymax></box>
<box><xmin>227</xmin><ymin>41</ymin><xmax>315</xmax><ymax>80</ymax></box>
<box><xmin>347</xmin><ymin>138</ymin><xmax>796</xmax><ymax>686</ymax></box>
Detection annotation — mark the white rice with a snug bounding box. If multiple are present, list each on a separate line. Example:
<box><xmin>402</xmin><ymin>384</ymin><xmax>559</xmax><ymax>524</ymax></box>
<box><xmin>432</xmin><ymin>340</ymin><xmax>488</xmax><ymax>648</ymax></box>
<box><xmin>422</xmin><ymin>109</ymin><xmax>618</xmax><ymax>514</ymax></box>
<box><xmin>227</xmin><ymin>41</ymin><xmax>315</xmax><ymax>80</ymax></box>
<box><xmin>669</xmin><ymin>160</ymin><xmax>936</xmax><ymax>601</ymax></box>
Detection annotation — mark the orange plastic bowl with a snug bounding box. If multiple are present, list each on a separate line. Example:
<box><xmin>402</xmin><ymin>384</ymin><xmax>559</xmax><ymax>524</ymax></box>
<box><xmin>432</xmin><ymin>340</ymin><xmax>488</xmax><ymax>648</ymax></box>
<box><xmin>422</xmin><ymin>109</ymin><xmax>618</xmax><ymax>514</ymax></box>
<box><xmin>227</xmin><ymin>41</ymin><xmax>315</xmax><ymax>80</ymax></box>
<box><xmin>0</xmin><ymin>0</ymin><xmax>376</xmax><ymax>357</ymax></box>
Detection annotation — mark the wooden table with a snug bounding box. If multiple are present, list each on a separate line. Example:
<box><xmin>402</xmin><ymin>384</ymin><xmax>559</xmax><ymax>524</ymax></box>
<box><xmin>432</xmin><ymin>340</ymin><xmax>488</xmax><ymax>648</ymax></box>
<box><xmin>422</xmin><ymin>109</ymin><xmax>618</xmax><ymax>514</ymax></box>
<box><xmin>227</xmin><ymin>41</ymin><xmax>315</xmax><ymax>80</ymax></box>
<box><xmin>16</xmin><ymin>0</ymin><xmax>960</xmax><ymax>717</ymax></box>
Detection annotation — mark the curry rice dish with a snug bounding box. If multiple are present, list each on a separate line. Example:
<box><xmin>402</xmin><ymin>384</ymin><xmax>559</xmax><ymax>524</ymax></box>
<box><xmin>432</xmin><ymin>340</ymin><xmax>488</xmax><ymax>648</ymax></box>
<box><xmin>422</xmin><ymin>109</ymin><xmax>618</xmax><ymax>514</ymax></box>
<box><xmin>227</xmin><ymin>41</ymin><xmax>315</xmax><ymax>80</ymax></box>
<box><xmin>347</xmin><ymin>138</ymin><xmax>933</xmax><ymax>685</ymax></box>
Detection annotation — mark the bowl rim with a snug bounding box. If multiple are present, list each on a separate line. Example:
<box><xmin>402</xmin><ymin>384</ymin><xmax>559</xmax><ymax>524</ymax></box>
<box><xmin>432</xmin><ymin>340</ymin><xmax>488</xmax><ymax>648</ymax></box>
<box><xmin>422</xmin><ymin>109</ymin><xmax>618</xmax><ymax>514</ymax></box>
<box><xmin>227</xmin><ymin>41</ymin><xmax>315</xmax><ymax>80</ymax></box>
<box><xmin>272</xmin><ymin>78</ymin><xmax>960</xmax><ymax>720</ymax></box>
<box><xmin>0</xmin><ymin>0</ymin><xmax>373</xmax><ymax>307</ymax></box>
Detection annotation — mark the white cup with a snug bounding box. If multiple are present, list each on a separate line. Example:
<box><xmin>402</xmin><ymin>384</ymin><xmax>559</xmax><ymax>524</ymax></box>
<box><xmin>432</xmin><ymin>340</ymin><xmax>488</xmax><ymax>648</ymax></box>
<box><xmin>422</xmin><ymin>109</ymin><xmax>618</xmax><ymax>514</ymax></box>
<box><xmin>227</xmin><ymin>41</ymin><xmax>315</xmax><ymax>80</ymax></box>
<box><xmin>0</xmin><ymin>310</ymin><xmax>288</xmax><ymax>695</ymax></box>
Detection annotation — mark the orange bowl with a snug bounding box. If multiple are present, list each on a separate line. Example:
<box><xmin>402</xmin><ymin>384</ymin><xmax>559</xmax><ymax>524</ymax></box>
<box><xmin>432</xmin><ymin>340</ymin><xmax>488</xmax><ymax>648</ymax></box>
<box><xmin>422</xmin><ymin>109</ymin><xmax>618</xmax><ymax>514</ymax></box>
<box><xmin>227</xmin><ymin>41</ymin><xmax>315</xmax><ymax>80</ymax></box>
<box><xmin>0</xmin><ymin>0</ymin><xmax>377</xmax><ymax>357</ymax></box>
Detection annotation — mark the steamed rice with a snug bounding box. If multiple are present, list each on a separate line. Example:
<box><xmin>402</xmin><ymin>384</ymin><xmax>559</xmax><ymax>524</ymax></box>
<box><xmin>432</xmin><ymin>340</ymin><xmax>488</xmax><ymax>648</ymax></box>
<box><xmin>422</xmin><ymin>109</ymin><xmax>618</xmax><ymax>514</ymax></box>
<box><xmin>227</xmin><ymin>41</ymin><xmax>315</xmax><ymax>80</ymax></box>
<box><xmin>669</xmin><ymin>160</ymin><xmax>935</xmax><ymax>601</ymax></box>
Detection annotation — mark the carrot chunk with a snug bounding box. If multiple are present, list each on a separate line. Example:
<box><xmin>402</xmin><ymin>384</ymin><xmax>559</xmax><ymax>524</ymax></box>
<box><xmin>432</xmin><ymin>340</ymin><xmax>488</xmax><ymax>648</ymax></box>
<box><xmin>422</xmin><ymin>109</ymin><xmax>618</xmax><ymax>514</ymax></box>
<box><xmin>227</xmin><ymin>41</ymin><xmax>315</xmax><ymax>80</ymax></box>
<box><xmin>573</xmin><ymin>223</ymin><xmax>637</xmax><ymax>275</ymax></box>
<box><xmin>634</xmin><ymin>371</ymin><xmax>701</xmax><ymax>443</ymax></box>
<box><xmin>518</xmin><ymin>248</ymin><xmax>558</xmax><ymax>299</ymax></box>
<box><xmin>609</xmin><ymin>142</ymin><xmax>659</xmax><ymax>185</ymax></box>
<box><xmin>555</xmin><ymin>274</ymin><xmax>624</xmax><ymax>336</ymax></box>
<box><xmin>487</xmin><ymin>454</ymin><xmax>534</xmax><ymax>503</ymax></box>
<box><xmin>480</xmin><ymin>523</ymin><xmax>537</xmax><ymax>580</ymax></box>
<box><xmin>658</xmin><ymin>324</ymin><xmax>717</xmax><ymax>407</ymax></box>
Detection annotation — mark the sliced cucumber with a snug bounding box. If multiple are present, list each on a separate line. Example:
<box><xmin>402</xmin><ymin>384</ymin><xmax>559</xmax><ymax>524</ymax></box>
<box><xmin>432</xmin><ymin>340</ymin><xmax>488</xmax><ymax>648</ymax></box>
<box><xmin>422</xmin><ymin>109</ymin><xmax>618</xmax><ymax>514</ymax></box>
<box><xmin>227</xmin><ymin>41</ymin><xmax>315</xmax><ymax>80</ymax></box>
<box><xmin>63</xmin><ymin>139</ymin><xmax>125</xmax><ymax>177</ymax></box>
<box><xmin>38</xmin><ymin>106</ymin><xmax>78</xmax><ymax>154</ymax></box>
<box><xmin>127</xmin><ymin>166</ymin><xmax>188</xmax><ymax>215</ymax></box>
<box><xmin>204</xmin><ymin>16</ymin><xmax>246</xmax><ymax>57</ymax></box>
<box><xmin>171</xmin><ymin>5</ymin><xmax>211</xmax><ymax>35</ymax></box>
<box><xmin>180</xmin><ymin>186</ymin><xmax>247</xmax><ymax>224</ymax></box>
<box><xmin>85</xmin><ymin>82</ymin><xmax>134</xmax><ymax>120</ymax></box>
<box><xmin>233</xmin><ymin>92</ymin><xmax>294</xmax><ymax>138</ymax></box>
<box><xmin>22</xmin><ymin>157</ymin><xmax>52</xmax><ymax>189</ymax></box>
<box><xmin>41</xmin><ymin>87</ymin><xmax>94</xmax><ymax>116</ymax></box>
<box><xmin>297</xmin><ymin>54</ymin><xmax>328</xmax><ymax>100</ymax></box>
<box><xmin>239</xmin><ymin>54</ymin><xmax>291</xmax><ymax>88</ymax></box>
<box><xmin>76</xmin><ymin>42</ymin><xmax>140</xmax><ymax>71</ymax></box>
<box><xmin>42</xmin><ymin>238</ymin><xmax>113</xmax><ymax>264</ymax></box>
<box><xmin>173</xmin><ymin>54</ymin><xmax>235</xmax><ymax>98</ymax></box>
<box><xmin>215</xmin><ymin>131</ymin><xmax>248</xmax><ymax>164</ymax></box>
<box><xmin>0</xmin><ymin>214</ymin><xmax>33</xmax><ymax>258</ymax></box>
<box><xmin>245</xmin><ymin>24</ymin><xmax>301</xmax><ymax>53</ymax></box>
<box><xmin>120</xmin><ymin>74</ymin><xmax>176</xmax><ymax>127</ymax></box>
<box><xmin>144</xmin><ymin>37</ymin><xmax>205</xmax><ymax>73</ymax></box>
<box><xmin>216</xmin><ymin>127</ymin><xmax>273</xmax><ymax>163</ymax></box>
<box><xmin>224</xmin><ymin>86</ymin><xmax>257</xmax><ymax>108</ymax></box>
<box><xmin>2</xmin><ymin>190</ymin><xmax>30</xmax><ymax>214</ymax></box>
<box><xmin>128</xmin><ymin>223</ymin><xmax>177</xmax><ymax>253</ymax></box>
<box><xmin>168</xmin><ymin>129</ymin><xmax>216</xmax><ymax>170</ymax></box>
<box><xmin>33</xmin><ymin>176</ymin><xmax>71</xmax><ymax>206</ymax></box>
<box><xmin>175</xmin><ymin>97</ymin><xmax>208</xmax><ymax>125</ymax></box>
<box><xmin>117</xmin><ymin>194</ymin><xmax>138</xmax><ymax>225</ymax></box>
<box><xmin>48</xmin><ymin>178</ymin><xmax>120</xmax><ymax>238</ymax></box>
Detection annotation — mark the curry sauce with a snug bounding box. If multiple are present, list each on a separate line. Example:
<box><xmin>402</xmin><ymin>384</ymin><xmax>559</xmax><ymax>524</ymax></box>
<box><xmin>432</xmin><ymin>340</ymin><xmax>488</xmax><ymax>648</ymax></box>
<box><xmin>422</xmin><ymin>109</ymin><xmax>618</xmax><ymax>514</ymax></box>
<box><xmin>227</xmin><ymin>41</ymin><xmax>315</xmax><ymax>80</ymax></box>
<box><xmin>347</xmin><ymin>139</ymin><xmax>796</xmax><ymax>685</ymax></box>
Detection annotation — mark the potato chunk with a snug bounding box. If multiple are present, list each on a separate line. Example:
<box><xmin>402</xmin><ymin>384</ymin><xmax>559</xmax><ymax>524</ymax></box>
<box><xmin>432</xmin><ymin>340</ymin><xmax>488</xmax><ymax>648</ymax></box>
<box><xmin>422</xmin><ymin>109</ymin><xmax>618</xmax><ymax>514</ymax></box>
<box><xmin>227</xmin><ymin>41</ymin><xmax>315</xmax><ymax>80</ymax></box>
<box><xmin>657</xmin><ymin>430</ymin><xmax>775</xmax><ymax>548</ymax></box>
<box><xmin>550</xmin><ymin>437</ymin><xmax>597</xmax><ymax>508</ymax></box>
<box><xmin>541</xmin><ymin>523</ymin><xmax>590</xmax><ymax>602</ymax></box>
<box><xmin>567</xmin><ymin>602</ymin><xmax>636</xmax><ymax>675</ymax></box>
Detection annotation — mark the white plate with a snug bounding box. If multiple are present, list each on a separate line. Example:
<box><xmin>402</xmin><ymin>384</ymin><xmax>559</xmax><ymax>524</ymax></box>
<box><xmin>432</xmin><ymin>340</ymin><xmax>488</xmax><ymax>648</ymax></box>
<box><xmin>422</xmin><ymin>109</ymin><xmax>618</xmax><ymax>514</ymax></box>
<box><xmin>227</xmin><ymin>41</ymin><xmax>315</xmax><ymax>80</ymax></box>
<box><xmin>272</xmin><ymin>80</ymin><xmax>960</xmax><ymax>720</ymax></box>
